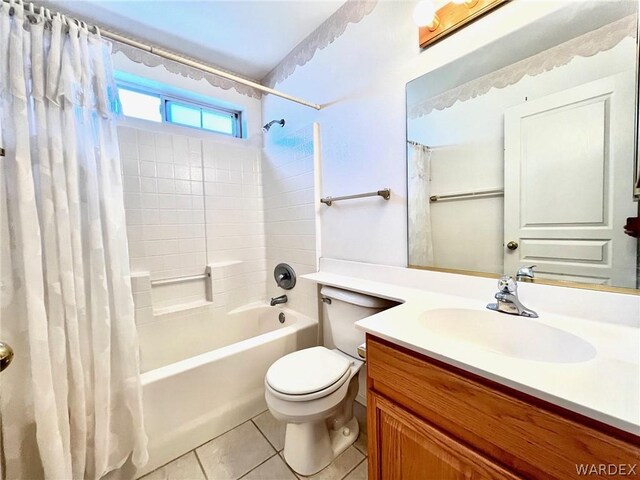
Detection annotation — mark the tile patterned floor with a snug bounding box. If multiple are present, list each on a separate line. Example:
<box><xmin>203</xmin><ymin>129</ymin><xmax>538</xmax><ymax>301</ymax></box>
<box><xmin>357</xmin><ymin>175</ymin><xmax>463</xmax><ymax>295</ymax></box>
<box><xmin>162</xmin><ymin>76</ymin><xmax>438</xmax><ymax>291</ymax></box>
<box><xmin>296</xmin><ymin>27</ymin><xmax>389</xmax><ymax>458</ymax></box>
<box><xmin>140</xmin><ymin>402</ymin><xmax>368</xmax><ymax>480</ymax></box>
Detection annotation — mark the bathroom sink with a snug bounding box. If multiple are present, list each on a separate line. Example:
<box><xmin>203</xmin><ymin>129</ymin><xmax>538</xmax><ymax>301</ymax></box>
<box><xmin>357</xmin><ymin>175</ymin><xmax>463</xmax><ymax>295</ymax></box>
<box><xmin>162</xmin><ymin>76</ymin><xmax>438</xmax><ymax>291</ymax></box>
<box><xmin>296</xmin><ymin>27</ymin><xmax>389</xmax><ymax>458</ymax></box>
<box><xmin>420</xmin><ymin>308</ymin><xmax>596</xmax><ymax>363</ymax></box>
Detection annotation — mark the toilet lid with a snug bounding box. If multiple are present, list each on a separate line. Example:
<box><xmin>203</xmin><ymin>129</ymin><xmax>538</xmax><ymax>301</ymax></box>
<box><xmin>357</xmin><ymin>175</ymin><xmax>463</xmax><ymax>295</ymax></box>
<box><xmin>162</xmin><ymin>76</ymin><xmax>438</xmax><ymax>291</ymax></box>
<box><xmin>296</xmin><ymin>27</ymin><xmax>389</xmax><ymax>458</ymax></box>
<box><xmin>266</xmin><ymin>347</ymin><xmax>351</xmax><ymax>395</ymax></box>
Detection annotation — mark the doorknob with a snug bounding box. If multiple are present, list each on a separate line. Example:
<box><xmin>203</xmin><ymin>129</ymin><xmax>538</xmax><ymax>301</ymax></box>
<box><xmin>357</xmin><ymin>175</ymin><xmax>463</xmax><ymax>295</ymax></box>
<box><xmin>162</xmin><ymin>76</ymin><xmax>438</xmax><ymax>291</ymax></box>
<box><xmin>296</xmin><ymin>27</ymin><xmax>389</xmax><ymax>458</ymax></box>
<box><xmin>0</xmin><ymin>341</ymin><xmax>14</xmax><ymax>372</ymax></box>
<box><xmin>506</xmin><ymin>241</ymin><xmax>519</xmax><ymax>251</ymax></box>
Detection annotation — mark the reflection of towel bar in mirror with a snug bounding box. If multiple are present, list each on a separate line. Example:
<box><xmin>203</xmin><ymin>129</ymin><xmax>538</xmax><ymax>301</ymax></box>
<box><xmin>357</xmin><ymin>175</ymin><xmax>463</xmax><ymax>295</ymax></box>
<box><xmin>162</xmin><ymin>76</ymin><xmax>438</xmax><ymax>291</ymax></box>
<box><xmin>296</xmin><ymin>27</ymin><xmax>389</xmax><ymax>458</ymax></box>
<box><xmin>429</xmin><ymin>188</ymin><xmax>504</xmax><ymax>202</ymax></box>
<box><xmin>321</xmin><ymin>188</ymin><xmax>391</xmax><ymax>206</ymax></box>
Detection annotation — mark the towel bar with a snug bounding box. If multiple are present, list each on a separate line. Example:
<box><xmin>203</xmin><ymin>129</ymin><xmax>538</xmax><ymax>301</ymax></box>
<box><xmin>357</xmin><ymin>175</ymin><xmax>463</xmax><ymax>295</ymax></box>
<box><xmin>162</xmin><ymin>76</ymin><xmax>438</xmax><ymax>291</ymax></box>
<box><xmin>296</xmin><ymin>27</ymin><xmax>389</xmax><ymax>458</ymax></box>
<box><xmin>321</xmin><ymin>188</ymin><xmax>391</xmax><ymax>206</ymax></box>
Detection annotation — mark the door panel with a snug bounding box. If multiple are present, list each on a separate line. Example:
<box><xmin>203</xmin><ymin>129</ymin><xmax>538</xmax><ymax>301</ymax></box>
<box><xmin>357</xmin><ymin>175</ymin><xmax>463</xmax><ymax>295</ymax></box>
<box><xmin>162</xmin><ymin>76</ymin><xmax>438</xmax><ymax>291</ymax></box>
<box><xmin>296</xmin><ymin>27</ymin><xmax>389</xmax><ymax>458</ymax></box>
<box><xmin>504</xmin><ymin>72</ymin><xmax>637</xmax><ymax>287</ymax></box>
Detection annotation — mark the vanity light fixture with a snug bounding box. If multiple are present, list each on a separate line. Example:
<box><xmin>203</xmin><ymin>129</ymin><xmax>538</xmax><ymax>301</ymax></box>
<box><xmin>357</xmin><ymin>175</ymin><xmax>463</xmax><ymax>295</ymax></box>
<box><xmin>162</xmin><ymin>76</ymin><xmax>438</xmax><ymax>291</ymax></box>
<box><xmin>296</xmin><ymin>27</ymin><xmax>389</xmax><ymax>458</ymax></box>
<box><xmin>451</xmin><ymin>0</ymin><xmax>479</xmax><ymax>6</ymax></box>
<box><xmin>417</xmin><ymin>0</ymin><xmax>508</xmax><ymax>49</ymax></box>
<box><xmin>413</xmin><ymin>0</ymin><xmax>440</xmax><ymax>31</ymax></box>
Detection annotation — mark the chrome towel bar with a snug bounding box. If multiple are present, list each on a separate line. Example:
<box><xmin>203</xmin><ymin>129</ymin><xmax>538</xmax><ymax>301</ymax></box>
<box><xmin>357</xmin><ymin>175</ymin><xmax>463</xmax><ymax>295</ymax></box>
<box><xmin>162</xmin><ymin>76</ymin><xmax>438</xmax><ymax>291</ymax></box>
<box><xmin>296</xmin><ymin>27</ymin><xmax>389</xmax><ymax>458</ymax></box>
<box><xmin>429</xmin><ymin>188</ymin><xmax>504</xmax><ymax>202</ymax></box>
<box><xmin>321</xmin><ymin>188</ymin><xmax>391</xmax><ymax>206</ymax></box>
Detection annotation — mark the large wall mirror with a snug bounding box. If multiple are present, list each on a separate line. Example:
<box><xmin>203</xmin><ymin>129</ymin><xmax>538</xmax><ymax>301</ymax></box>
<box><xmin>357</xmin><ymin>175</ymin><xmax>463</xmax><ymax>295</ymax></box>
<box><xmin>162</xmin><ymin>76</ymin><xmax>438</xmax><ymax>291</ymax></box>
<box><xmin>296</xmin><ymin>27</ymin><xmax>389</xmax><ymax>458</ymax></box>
<box><xmin>406</xmin><ymin>0</ymin><xmax>640</xmax><ymax>292</ymax></box>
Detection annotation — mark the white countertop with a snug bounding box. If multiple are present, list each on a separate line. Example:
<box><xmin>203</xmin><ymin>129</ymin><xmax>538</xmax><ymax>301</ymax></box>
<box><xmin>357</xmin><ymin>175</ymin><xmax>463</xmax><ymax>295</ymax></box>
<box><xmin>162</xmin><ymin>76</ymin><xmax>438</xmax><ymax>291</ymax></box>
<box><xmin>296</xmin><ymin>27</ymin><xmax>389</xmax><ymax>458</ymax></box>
<box><xmin>302</xmin><ymin>269</ymin><xmax>640</xmax><ymax>436</ymax></box>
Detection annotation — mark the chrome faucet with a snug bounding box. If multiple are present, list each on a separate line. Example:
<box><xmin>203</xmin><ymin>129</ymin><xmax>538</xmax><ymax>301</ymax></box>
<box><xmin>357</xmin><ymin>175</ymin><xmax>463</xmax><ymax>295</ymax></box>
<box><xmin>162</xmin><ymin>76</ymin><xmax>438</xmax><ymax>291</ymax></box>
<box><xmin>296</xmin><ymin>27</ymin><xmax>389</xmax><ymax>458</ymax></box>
<box><xmin>516</xmin><ymin>265</ymin><xmax>536</xmax><ymax>282</ymax></box>
<box><xmin>487</xmin><ymin>276</ymin><xmax>538</xmax><ymax>318</ymax></box>
<box><xmin>270</xmin><ymin>295</ymin><xmax>288</xmax><ymax>306</ymax></box>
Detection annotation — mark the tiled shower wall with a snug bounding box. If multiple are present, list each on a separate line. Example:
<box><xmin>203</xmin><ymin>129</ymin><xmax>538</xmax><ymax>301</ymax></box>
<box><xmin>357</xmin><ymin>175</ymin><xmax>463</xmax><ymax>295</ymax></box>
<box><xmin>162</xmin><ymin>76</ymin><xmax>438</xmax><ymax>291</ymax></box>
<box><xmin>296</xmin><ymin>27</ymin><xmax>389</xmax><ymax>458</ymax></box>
<box><xmin>203</xmin><ymin>139</ymin><xmax>266</xmax><ymax>307</ymax></box>
<box><xmin>118</xmin><ymin>124</ymin><xmax>266</xmax><ymax>322</ymax></box>
<box><xmin>119</xmin><ymin>126</ymin><xmax>207</xmax><ymax>281</ymax></box>
<box><xmin>263</xmin><ymin>125</ymin><xmax>318</xmax><ymax>320</ymax></box>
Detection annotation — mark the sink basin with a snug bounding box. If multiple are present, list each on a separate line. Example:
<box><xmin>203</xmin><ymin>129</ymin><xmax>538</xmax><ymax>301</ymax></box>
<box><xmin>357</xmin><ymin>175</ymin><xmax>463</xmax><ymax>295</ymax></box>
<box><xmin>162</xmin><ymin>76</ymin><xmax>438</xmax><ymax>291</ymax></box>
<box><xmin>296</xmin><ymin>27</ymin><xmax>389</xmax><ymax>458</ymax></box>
<box><xmin>420</xmin><ymin>308</ymin><xmax>596</xmax><ymax>363</ymax></box>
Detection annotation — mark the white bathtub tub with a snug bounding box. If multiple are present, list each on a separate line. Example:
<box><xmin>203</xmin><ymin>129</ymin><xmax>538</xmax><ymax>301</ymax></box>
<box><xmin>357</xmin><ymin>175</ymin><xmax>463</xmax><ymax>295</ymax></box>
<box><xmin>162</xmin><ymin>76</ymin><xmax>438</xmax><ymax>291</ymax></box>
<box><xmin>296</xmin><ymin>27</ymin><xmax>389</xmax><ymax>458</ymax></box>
<box><xmin>136</xmin><ymin>303</ymin><xmax>318</xmax><ymax>476</ymax></box>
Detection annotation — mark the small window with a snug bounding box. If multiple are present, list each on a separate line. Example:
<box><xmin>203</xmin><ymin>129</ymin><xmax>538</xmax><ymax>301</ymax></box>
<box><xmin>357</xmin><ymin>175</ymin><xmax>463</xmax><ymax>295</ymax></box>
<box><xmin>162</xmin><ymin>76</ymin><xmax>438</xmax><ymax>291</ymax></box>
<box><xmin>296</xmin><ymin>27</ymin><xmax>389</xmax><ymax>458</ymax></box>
<box><xmin>202</xmin><ymin>110</ymin><xmax>234</xmax><ymax>135</ymax></box>
<box><xmin>118</xmin><ymin>88</ymin><xmax>162</xmax><ymax>123</ymax></box>
<box><xmin>117</xmin><ymin>84</ymin><xmax>242</xmax><ymax>138</ymax></box>
<box><xmin>166</xmin><ymin>102</ymin><xmax>201</xmax><ymax>129</ymax></box>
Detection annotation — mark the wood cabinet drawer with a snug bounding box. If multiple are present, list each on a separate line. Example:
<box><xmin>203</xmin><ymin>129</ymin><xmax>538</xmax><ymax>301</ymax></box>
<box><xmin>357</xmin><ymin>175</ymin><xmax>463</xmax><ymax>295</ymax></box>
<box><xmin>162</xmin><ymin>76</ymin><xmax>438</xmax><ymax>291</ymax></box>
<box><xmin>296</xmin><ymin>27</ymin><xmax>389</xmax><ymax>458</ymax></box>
<box><xmin>367</xmin><ymin>335</ymin><xmax>640</xmax><ymax>480</ymax></box>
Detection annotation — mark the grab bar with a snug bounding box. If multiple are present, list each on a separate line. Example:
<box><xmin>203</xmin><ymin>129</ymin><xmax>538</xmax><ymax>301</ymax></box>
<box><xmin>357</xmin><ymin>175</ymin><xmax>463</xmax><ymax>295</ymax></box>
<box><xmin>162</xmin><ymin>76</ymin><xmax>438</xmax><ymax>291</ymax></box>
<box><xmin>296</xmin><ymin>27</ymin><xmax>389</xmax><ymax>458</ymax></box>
<box><xmin>321</xmin><ymin>188</ymin><xmax>391</xmax><ymax>206</ymax></box>
<box><xmin>151</xmin><ymin>272</ymin><xmax>210</xmax><ymax>286</ymax></box>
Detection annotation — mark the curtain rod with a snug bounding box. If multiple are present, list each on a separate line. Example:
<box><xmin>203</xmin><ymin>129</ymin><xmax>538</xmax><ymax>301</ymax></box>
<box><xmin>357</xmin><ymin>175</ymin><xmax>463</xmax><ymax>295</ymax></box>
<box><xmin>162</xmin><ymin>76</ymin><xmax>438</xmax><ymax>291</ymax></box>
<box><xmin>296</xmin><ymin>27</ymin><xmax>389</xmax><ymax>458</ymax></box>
<box><xmin>407</xmin><ymin>140</ymin><xmax>430</xmax><ymax>149</ymax></box>
<box><xmin>1</xmin><ymin>0</ymin><xmax>322</xmax><ymax>111</ymax></box>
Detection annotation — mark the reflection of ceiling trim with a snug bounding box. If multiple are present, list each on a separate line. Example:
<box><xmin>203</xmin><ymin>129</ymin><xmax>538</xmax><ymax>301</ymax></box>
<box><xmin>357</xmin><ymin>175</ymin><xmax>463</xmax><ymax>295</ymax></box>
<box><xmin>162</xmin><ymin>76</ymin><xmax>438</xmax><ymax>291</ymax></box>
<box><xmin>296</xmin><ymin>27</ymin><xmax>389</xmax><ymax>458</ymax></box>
<box><xmin>261</xmin><ymin>0</ymin><xmax>378</xmax><ymax>88</ymax></box>
<box><xmin>112</xmin><ymin>42</ymin><xmax>263</xmax><ymax>99</ymax></box>
<box><xmin>408</xmin><ymin>14</ymin><xmax>637</xmax><ymax>119</ymax></box>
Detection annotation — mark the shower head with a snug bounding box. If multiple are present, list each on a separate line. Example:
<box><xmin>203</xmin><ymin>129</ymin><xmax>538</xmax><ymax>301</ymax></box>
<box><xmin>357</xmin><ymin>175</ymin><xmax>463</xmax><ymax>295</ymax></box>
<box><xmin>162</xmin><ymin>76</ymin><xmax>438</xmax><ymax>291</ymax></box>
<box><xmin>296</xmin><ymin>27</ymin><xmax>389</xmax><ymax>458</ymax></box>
<box><xmin>262</xmin><ymin>119</ymin><xmax>285</xmax><ymax>133</ymax></box>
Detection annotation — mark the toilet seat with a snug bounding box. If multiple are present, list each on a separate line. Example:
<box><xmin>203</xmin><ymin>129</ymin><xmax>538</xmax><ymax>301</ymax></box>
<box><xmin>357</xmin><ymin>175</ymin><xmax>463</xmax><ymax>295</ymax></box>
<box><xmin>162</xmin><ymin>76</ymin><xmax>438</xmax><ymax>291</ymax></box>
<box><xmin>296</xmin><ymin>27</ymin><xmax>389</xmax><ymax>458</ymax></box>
<box><xmin>266</xmin><ymin>347</ymin><xmax>352</xmax><ymax>401</ymax></box>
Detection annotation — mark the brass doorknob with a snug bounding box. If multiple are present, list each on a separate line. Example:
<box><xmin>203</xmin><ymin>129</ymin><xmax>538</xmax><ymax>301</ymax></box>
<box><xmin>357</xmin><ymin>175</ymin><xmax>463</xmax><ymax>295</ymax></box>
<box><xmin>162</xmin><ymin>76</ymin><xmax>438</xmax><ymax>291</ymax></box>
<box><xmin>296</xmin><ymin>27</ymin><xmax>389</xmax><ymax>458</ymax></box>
<box><xmin>506</xmin><ymin>241</ymin><xmax>519</xmax><ymax>251</ymax></box>
<box><xmin>0</xmin><ymin>341</ymin><xmax>14</xmax><ymax>372</ymax></box>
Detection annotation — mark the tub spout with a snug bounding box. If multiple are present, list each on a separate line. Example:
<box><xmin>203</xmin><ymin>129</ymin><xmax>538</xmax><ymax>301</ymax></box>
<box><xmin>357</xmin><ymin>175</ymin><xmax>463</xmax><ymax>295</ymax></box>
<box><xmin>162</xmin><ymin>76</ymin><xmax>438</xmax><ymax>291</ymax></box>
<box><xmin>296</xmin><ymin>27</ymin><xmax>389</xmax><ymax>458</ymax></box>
<box><xmin>270</xmin><ymin>295</ymin><xmax>288</xmax><ymax>306</ymax></box>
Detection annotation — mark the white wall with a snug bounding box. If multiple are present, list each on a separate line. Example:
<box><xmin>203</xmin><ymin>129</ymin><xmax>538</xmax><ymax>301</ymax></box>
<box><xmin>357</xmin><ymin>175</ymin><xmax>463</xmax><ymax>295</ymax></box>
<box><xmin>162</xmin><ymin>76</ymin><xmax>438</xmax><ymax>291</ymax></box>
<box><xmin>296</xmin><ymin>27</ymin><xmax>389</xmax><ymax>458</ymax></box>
<box><xmin>262</xmin><ymin>0</ymin><xmax>582</xmax><ymax>267</ymax></box>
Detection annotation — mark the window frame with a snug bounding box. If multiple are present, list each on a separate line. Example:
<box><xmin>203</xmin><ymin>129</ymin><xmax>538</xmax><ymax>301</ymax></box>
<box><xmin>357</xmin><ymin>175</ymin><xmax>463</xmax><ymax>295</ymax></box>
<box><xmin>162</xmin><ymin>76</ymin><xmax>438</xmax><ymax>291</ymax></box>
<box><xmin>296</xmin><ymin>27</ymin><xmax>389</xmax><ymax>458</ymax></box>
<box><xmin>116</xmin><ymin>82</ymin><xmax>243</xmax><ymax>138</ymax></box>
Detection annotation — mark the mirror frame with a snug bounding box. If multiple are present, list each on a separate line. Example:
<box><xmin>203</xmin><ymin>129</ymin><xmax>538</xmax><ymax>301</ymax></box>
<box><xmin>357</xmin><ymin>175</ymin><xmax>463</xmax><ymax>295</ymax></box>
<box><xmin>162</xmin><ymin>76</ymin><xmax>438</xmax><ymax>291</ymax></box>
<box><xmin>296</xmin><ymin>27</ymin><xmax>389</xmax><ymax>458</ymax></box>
<box><xmin>635</xmin><ymin>13</ymin><xmax>640</xmax><ymax>199</ymax></box>
<box><xmin>407</xmin><ymin>264</ymin><xmax>640</xmax><ymax>296</ymax></box>
<box><xmin>406</xmin><ymin>7</ymin><xmax>640</xmax><ymax>296</ymax></box>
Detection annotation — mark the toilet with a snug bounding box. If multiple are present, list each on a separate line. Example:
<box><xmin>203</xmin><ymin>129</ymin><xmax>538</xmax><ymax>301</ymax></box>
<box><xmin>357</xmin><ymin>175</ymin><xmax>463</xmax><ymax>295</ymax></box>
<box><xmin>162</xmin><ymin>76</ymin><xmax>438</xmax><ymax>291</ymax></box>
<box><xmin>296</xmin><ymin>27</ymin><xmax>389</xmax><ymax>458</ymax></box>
<box><xmin>264</xmin><ymin>286</ymin><xmax>395</xmax><ymax>476</ymax></box>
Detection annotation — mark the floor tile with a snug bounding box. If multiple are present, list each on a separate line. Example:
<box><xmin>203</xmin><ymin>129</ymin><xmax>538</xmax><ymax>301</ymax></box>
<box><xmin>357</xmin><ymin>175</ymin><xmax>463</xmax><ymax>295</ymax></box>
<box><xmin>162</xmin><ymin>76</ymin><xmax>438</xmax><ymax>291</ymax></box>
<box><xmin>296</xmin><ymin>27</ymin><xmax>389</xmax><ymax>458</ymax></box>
<box><xmin>253</xmin><ymin>410</ymin><xmax>286</xmax><ymax>451</ymax></box>
<box><xmin>343</xmin><ymin>460</ymin><xmax>367</xmax><ymax>480</ymax></box>
<box><xmin>139</xmin><ymin>452</ymin><xmax>205</xmax><ymax>480</ymax></box>
<box><xmin>353</xmin><ymin>431</ymin><xmax>368</xmax><ymax>457</ymax></box>
<box><xmin>242</xmin><ymin>455</ymin><xmax>297</xmax><ymax>480</ymax></box>
<box><xmin>196</xmin><ymin>422</ymin><xmax>276</xmax><ymax>480</ymax></box>
<box><xmin>294</xmin><ymin>447</ymin><xmax>365</xmax><ymax>480</ymax></box>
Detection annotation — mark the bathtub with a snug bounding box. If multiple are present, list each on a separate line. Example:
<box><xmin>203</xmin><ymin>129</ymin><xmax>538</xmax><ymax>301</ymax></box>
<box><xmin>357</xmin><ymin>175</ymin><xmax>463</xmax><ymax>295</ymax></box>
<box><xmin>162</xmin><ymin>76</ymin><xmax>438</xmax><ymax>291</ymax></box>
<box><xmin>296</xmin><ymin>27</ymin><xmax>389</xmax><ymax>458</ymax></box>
<box><xmin>136</xmin><ymin>303</ymin><xmax>318</xmax><ymax>476</ymax></box>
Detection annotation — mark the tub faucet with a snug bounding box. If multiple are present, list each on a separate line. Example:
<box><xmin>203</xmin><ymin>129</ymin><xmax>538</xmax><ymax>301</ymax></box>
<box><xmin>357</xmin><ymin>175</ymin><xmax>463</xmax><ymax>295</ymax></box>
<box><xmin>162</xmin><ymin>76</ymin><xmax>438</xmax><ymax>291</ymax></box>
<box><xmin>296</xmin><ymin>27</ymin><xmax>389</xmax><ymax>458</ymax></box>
<box><xmin>270</xmin><ymin>295</ymin><xmax>288</xmax><ymax>306</ymax></box>
<box><xmin>487</xmin><ymin>276</ymin><xmax>538</xmax><ymax>318</ymax></box>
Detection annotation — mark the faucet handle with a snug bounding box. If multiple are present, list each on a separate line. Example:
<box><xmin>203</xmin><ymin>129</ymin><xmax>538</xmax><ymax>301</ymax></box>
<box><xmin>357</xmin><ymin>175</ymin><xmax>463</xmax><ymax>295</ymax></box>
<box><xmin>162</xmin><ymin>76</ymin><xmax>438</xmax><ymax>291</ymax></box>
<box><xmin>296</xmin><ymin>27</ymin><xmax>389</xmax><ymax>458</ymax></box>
<box><xmin>516</xmin><ymin>265</ymin><xmax>536</xmax><ymax>281</ymax></box>
<box><xmin>497</xmin><ymin>275</ymin><xmax>517</xmax><ymax>294</ymax></box>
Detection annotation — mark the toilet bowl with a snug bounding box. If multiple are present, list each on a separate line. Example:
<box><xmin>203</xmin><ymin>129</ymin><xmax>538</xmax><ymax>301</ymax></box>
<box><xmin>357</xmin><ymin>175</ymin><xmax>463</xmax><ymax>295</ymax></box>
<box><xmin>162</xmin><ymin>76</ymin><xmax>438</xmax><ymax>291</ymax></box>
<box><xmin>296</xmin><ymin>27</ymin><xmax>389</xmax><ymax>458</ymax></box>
<box><xmin>264</xmin><ymin>286</ymin><xmax>396</xmax><ymax>476</ymax></box>
<box><xmin>265</xmin><ymin>346</ymin><xmax>364</xmax><ymax>476</ymax></box>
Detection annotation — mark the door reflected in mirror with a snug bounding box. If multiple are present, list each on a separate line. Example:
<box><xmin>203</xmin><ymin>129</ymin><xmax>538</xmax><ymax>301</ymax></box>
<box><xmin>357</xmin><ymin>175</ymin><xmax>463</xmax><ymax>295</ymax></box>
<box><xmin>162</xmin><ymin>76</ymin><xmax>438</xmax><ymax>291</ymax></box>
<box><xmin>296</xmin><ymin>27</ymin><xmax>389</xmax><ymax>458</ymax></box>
<box><xmin>406</xmin><ymin>0</ymin><xmax>639</xmax><ymax>291</ymax></box>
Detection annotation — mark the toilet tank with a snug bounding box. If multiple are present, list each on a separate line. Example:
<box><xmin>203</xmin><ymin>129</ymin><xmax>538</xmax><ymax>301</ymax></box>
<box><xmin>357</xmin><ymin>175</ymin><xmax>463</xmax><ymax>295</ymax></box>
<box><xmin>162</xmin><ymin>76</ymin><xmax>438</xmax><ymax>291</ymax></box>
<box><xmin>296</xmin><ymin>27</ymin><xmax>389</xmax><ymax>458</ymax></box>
<box><xmin>321</xmin><ymin>286</ymin><xmax>397</xmax><ymax>358</ymax></box>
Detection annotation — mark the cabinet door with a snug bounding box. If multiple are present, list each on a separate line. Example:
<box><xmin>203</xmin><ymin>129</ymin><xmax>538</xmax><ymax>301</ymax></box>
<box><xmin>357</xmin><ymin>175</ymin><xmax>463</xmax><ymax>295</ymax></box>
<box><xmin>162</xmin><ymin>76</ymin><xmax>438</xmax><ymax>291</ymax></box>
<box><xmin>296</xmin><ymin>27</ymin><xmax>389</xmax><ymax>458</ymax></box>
<box><xmin>369</xmin><ymin>392</ymin><xmax>521</xmax><ymax>480</ymax></box>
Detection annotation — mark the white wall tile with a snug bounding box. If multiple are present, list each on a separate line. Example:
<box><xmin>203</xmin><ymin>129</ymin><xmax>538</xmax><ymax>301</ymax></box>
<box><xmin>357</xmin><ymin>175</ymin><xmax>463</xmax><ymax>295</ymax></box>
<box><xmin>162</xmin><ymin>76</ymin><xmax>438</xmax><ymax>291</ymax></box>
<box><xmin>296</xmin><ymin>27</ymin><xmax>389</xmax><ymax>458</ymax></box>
<box><xmin>120</xmin><ymin>124</ymin><xmax>268</xmax><ymax>315</ymax></box>
<box><xmin>263</xmin><ymin>125</ymin><xmax>318</xmax><ymax>319</ymax></box>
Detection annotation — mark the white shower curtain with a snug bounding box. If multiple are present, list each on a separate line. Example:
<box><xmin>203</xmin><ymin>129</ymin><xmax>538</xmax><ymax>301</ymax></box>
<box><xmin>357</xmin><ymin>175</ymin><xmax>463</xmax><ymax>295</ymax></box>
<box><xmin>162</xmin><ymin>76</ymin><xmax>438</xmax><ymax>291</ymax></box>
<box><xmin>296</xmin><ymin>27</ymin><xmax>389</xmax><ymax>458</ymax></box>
<box><xmin>408</xmin><ymin>143</ymin><xmax>434</xmax><ymax>266</ymax></box>
<box><xmin>0</xmin><ymin>2</ymin><xmax>147</xmax><ymax>479</ymax></box>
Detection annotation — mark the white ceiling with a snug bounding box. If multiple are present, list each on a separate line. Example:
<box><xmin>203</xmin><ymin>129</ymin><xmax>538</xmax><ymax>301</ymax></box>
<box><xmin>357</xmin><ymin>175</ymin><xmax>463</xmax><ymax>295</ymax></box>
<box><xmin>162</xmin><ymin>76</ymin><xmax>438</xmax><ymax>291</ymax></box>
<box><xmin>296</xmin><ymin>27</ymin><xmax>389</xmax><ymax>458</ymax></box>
<box><xmin>43</xmin><ymin>0</ymin><xmax>346</xmax><ymax>79</ymax></box>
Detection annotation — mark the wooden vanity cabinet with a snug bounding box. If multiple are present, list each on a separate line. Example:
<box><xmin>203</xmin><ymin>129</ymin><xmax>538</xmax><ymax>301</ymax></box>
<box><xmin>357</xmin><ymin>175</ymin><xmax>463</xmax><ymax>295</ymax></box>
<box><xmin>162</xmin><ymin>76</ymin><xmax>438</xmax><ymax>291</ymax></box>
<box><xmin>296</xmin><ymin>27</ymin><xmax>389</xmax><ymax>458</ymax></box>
<box><xmin>366</xmin><ymin>335</ymin><xmax>640</xmax><ymax>480</ymax></box>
